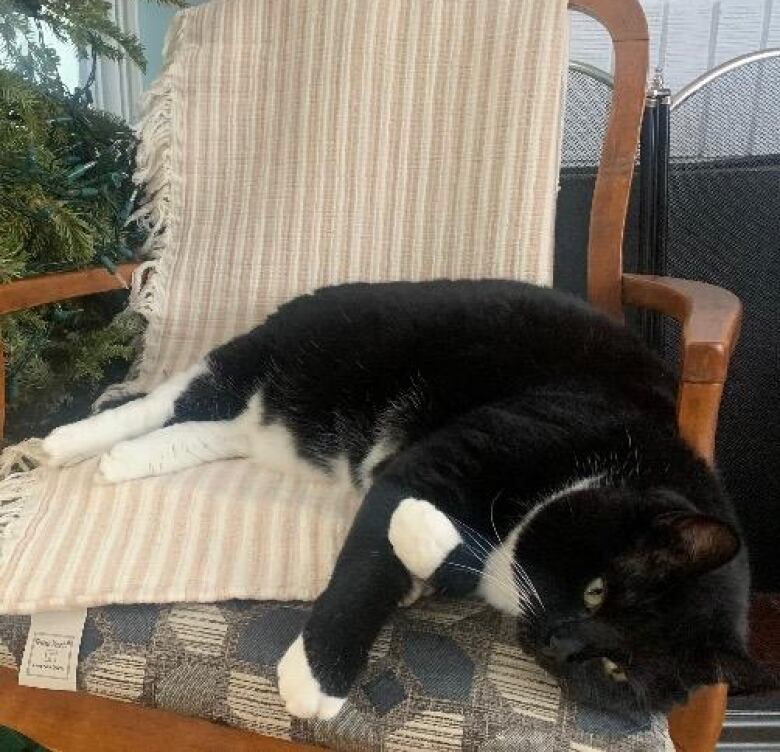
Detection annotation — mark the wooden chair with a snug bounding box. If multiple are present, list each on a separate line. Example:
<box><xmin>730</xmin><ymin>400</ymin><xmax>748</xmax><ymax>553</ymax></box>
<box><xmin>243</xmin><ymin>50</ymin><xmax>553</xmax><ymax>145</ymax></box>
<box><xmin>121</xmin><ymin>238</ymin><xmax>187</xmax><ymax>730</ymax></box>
<box><xmin>0</xmin><ymin>0</ymin><xmax>742</xmax><ymax>750</ymax></box>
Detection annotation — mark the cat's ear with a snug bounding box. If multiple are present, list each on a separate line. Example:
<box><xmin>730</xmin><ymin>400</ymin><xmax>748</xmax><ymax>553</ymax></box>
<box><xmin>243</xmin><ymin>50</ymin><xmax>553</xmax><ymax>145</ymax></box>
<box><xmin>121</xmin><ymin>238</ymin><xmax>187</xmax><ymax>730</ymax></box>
<box><xmin>649</xmin><ymin>511</ymin><xmax>741</xmax><ymax>576</ymax></box>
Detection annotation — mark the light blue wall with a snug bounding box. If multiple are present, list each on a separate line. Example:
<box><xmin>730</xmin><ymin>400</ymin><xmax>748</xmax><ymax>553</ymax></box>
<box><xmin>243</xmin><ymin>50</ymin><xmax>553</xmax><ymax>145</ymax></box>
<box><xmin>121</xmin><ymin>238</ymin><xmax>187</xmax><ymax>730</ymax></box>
<box><xmin>45</xmin><ymin>31</ymin><xmax>79</xmax><ymax>91</ymax></box>
<box><xmin>139</xmin><ymin>0</ymin><xmax>208</xmax><ymax>86</ymax></box>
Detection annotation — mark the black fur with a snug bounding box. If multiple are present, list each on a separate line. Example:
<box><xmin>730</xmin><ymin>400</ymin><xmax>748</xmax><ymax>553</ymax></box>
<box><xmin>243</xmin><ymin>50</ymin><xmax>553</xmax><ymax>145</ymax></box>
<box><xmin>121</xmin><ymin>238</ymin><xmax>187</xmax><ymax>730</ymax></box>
<box><xmin>168</xmin><ymin>279</ymin><xmax>762</xmax><ymax>712</ymax></box>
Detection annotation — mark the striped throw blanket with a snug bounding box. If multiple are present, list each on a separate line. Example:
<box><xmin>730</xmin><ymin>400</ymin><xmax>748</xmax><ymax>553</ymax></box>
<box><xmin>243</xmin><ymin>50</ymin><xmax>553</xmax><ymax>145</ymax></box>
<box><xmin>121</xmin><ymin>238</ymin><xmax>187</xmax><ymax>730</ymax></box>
<box><xmin>0</xmin><ymin>0</ymin><xmax>568</xmax><ymax>613</ymax></box>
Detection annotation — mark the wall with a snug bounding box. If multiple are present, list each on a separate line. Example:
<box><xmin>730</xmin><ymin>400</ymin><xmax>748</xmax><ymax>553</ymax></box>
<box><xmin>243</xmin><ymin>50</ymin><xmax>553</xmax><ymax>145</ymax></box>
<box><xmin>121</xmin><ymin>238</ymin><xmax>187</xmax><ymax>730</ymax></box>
<box><xmin>139</xmin><ymin>0</ymin><xmax>208</xmax><ymax>86</ymax></box>
<box><xmin>571</xmin><ymin>0</ymin><xmax>780</xmax><ymax>93</ymax></box>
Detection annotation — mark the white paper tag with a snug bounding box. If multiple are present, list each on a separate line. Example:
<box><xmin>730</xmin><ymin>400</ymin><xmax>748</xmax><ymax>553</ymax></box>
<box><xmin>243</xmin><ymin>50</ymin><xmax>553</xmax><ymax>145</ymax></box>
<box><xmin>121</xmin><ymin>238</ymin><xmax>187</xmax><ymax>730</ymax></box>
<box><xmin>19</xmin><ymin>609</ymin><xmax>87</xmax><ymax>691</ymax></box>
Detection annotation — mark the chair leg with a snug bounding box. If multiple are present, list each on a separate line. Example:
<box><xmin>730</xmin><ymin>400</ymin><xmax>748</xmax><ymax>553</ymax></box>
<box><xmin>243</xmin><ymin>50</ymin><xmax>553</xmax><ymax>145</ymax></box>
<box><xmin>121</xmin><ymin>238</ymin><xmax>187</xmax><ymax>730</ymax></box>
<box><xmin>670</xmin><ymin>382</ymin><xmax>730</xmax><ymax>752</ymax></box>
<box><xmin>667</xmin><ymin>683</ymin><xmax>728</xmax><ymax>752</ymax></box>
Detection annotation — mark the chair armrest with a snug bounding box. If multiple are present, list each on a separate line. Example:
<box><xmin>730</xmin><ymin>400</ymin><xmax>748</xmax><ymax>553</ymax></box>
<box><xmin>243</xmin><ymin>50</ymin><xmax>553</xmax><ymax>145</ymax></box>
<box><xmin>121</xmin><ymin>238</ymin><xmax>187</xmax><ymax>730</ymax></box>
<box><xmin>622</xmin><ymin>277</ymin><xmax>741</xmax><ymax>751</ymax></box>
<box><xmin>0</xmin><ymin>262</ymin><xmax>141</xmax><ymax>439</ymax></box>
<box><xmin>622</xmin><ymin>274</ymin><xmax>742</xmax><ymax>465</ymax></box>
<box><xmin>622</xmin><ymin>274</ymin><xmax>742</xmax><ymax>384</ymax></box>
<box><xmin>0</xmin><ymin>263</ymin><xmax>140</xmax><ymax>316</ymax></box>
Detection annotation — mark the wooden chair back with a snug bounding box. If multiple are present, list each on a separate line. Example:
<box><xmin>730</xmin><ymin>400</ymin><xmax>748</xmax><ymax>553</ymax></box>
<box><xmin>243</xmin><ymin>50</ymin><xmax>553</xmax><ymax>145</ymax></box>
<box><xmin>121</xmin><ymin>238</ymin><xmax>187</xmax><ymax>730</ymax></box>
<box><xmin>568</xmin><ymin>4</ymin><xmax>729</xmax><ymax>751</ymax></box>
<box><xmin>569</xmin><ymin>0</ymin><xmax>649</xmax><ymax>320</ymax></box>
<box><xmin>0</xmin><ymin>6</ymin><xmax>729</xmax><ymax>749</ymax></box>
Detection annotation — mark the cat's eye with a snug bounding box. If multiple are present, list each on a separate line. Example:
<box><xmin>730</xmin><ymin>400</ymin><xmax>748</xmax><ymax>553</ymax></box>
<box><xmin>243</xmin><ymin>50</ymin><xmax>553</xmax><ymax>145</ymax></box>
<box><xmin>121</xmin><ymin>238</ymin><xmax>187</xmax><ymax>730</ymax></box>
<box><xmin>583</xmin><ymin>576</ymin><xmax>606</xmax><ymax>610</ymax></box>
<box><xmin>602</xmin><ymin>657</ymin><xmax>628</xmax><ymax>682</ymax></box>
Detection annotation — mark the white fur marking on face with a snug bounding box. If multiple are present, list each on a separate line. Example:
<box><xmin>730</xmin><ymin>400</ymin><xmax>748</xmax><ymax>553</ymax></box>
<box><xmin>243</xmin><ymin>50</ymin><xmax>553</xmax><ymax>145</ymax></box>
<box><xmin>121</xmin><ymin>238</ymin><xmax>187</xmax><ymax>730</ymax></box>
<box><xmin>277</xmin><ymin>635</ymin><xmax>346</xmax><ymax>720</ymax></box>
<box><xmin>388</xmin><ymin>498</ymin><xmax>462</xmax><ymax>580</ymax></box>
<box><xmin>43</xmin><ymin>361</ymin><xmax>208</xmax><ymax>467</ymax></box>
<box><xmin>478</xmin><ymin>474</ymin><xmax>604</xmax><ymax>616</ymax></box>
<box><xmin>516</xmin><ymin>474</ymin><xmax>605</xmax><ymax>537</ymax></box>
<box><xmin>478</xmin><ymin>526</ymin><xmax>522</xmax><ymax>616</ymax></box>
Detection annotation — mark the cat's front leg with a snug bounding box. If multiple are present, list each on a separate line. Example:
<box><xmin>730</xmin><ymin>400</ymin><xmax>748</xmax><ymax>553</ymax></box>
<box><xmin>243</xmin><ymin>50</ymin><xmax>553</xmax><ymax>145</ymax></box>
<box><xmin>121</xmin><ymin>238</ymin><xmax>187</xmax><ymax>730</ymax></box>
<box><xmin>277</xmin><ymin>481</ymin><xmax>412</xmax><ymax>719</ymax></box>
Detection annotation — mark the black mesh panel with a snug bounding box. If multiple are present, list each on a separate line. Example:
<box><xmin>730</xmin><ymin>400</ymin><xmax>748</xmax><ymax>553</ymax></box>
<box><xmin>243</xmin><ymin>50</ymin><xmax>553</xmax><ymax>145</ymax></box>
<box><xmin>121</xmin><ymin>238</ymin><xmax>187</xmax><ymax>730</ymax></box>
<box><xmin>665</xmin><ymin>55</ymin><xmax>780</xmax><ymax>591</ymax></box>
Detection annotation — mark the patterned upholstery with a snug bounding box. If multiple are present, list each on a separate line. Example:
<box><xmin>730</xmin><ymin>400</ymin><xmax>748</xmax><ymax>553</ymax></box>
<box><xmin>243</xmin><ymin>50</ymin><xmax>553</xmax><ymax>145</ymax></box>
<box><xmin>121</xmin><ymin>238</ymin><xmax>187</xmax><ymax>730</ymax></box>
<box><xmin>1</xmin><ymin>601</ymin><xmax>672</xmax><ymax>751</ymax></box>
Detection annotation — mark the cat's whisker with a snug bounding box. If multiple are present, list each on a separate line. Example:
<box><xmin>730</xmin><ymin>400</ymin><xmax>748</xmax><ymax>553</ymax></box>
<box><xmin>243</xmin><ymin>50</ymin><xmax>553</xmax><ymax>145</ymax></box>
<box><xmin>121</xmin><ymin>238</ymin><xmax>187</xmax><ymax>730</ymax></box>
<box><xmin>489</xmin><ymin>490</ymin><xmax>504</xmax><ymax>545</ymax></box>
<box><xmin>453</xmin><ymin>537</ymin><xmax>529</xmax><ymax>609</ymax></box>
<box><xmin>454</xmin><ymin>522</ymin><xmax>502</xmax><ymax>567</ymax></box>
<box><xmin>502</xmin><ymin>559</ymin><xmax>544</xmax><ymax>614</ymax></box>
<box><xmin>456</xmin><ymin>517</ymin><xmax>542</xmax><ymax>608</ymax></box>
<box><xmin>453</xmin><ymin>529</ymin><xmax>490</xmax><ymax>566</ymax></box>
<box><xmin>457</xmin><ymin>533</ymin><xmax>540</xmax><ymax>616</ymax></box>
<box><xmin>448</xmin><ymin>515</ymin><xmax>545</xmax><ymax>615</ymax></box>
<box><xmin>511</xmin><ymin>560</ymin><xmax>545</xmax><ymax>612</ymax></box>
<box><xmin>503</xmin><ymin>558</ymin><xmax>543</xmax><ymax>613</ymax></box>
<box><xmin>477</xmin><ymin>533</ymin><xmax>544</xmax><ymax>613</ymax></box>
<box><xmin>443</xmin><ymin>562</ymin><xmax>538</xmax><ymax>616</ymax></box>
<box><xmin>453</xmin><ymin>518</ymin><xmax>497</xmax><ymax>553</ymax></box>
<box><xmin>442</xmin><ymin>562</ymin><xmax>508</xmax><ymax>591</ymax></box>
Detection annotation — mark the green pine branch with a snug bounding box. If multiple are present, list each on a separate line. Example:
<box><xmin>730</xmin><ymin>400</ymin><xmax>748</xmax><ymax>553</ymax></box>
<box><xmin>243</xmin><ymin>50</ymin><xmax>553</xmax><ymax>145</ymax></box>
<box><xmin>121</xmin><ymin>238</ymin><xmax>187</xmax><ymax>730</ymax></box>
<box><xmin>1</xmin><ymin>0</ymin><xmax>186</xmax><ymax>89</ymax></box>
<box><xmin>0</xmin><ymin>0</ymin><xmax>185</xmax><ymax>437</ymax></box>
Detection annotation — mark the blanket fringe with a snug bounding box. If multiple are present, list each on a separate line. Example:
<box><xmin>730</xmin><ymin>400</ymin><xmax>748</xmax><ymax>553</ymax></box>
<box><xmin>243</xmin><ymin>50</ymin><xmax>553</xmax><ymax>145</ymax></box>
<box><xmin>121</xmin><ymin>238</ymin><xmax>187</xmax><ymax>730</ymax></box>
<box><xmin>94</xmin><ymin>11</ymin><xmax>190</xmax><ymax>411</ymax></box>
<box><xmin>0</xmin><ymin>441</ymin><xmax>45</xmax><ymax>565</ymax></box>
<box><xmin>0</xmin><ymin>438</ymin><xmax>45</xmax><ymax>478</ymax></box>
<box><xmin>0</xmin><ymin>12</ymin><xmax>191</xmax><ymax>565</ymax></box>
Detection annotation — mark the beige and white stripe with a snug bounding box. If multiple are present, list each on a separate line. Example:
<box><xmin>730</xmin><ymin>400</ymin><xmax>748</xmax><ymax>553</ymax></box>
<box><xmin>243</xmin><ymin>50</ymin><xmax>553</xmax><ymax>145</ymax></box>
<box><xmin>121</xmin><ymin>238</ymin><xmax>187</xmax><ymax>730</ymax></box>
<box><xmin>0</xmin><ymin>0</ymin><xmax>568</xmax><ymax>613</ymax></box>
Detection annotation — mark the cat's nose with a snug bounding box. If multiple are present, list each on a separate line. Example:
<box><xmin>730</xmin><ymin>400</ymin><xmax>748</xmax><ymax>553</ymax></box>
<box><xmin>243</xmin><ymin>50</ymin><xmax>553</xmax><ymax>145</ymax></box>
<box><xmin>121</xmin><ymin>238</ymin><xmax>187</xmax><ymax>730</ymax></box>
<box><xmin>541</xmin><ymin>635</ymin><xmax>585</xmax><ymax>663</ymax></box>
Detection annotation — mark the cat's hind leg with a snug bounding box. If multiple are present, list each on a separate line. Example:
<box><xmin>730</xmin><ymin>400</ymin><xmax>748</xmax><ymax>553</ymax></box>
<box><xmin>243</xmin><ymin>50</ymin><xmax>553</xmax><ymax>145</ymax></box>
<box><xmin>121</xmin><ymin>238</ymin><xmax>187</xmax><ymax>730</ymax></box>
<box><xmin>96</xmin><ymin>419</ymin><xmax>251</xmax><ymax>483</ymax></box>
<box><xmin>42</xmin><ymin>362</ymin><xmax>208</xmax><ymax>467</ymax></box>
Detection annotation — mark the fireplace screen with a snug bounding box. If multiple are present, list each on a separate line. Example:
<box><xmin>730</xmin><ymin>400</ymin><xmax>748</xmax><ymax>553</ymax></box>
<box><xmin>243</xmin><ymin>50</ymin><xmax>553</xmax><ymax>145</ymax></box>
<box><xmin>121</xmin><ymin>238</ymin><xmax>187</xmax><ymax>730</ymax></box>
<box><xmin>664</xmin><ymin>51</ymin><xmax>780</xmax><ymax>590</ymax></box>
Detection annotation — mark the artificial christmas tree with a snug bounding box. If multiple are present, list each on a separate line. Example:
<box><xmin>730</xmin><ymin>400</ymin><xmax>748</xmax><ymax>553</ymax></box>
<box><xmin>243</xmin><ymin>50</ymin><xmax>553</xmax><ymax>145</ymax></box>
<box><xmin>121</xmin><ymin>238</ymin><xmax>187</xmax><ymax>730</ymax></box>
<box><xmin>0</xmin><ymin>0</ymin><xmax>183</xmax><ymax>439</ymax></box>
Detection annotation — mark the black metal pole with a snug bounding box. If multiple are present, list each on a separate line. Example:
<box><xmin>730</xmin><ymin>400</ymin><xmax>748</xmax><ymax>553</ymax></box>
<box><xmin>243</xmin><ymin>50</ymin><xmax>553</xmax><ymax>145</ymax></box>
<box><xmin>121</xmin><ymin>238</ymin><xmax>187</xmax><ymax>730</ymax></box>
<box><xmin>637</xmin><ymin>71</ymin><xmax>672</xmax><ymax>353</ymax></box>
<box><xmin>650</xmin><ymin>75</ymin><xmax>672</xmax><ymax>352</ymax></box>
<box><xmin>654</xmin><ymin>85</ymin><xmax>671</xmax><ymax>278</ymax></box>
<box><xmin>638</xmin><ymin>92</ymin><xmax>658</xmax><ymax>349</ymax></box>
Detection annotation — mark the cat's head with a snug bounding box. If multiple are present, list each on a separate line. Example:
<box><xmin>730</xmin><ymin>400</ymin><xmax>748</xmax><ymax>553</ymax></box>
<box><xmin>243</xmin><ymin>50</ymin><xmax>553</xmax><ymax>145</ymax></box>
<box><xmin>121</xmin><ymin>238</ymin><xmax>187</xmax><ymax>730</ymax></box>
<box><xmin>512</xmin><ymin>486</ymin><xmax>774</xmax><ymax>714</ymax></box>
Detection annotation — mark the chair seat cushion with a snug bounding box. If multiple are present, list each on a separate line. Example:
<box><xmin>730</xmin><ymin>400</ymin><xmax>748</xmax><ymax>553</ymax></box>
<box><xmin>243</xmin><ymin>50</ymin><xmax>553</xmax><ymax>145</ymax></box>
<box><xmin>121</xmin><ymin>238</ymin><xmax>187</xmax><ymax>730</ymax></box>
<box><xmin>0</xmin><ymin>599</ymin><xmax>672</xmax><ymax>750</ymax></box>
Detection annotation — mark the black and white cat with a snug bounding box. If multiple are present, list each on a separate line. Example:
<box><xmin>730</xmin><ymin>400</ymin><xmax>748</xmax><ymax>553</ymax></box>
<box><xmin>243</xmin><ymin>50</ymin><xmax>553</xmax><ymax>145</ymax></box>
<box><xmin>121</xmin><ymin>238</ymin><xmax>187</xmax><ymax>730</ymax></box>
<box><xmin>42</xmin><ymin>279</ymin><xmax>766</xmax><ymax>719</ymax></box>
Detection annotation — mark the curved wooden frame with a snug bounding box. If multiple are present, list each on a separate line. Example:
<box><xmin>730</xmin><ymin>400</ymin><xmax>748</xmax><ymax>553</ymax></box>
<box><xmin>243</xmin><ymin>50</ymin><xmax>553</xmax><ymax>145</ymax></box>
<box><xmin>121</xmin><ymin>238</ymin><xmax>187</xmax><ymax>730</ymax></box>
<box><xmin>0</xmin><ymin>263</ymin><xmax>138</xmax><ymax>317</ymax></box>
<box><xmin>0</xmin><ymin>2</ymin><xmax>739</xmax><ymax>751</ymax></box>
<box><xmin>0</xmin><ymin>667</ymin><xmax>317</xmax><ymax>752</ymax></box>
<box><xmin>0</xmin><ymin>263</ymin><xmax>138</xmax><ymax>434</ymax></box>
<box><xmin>571</xmin><ymin>0</ymin><xmax>649</xmax><ymax>320</ymax></box>
<box><xmin>574</xmin><ymin>2</ymin><xmax>733</xmax><ymax>748</ymax></box>
<box><xmin>624</xmin><ymin>275</ymin><xmax>742</xmax><ymax>752</ymax></box>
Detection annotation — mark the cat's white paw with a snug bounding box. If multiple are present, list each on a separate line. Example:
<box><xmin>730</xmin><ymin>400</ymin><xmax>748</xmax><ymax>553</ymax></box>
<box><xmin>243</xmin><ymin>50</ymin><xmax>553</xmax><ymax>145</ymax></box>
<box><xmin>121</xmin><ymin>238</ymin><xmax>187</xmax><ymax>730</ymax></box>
<box><xmin>42</xmin><ymin>421</ymin><xmax>98</xmax><ymax>467</ymax></box>
<box><xmin>96</xmin><ymin>441</ymin><xmax>152</xmax><ymax>484</ymax></box>
<box><xmin>399</xmin><ymin>577</ymin><xmax>432</xmax><ymax>607</ymax></box>
<box><xmin>389</xmin><ymin>498</ymin><xmax>462</xmax><ymax>580</ymax></box>
<box><xmin>277</xmin><ymin>635</ymin><xmax>346</xmax><ymax>720</ymax></box>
